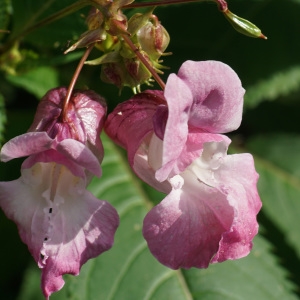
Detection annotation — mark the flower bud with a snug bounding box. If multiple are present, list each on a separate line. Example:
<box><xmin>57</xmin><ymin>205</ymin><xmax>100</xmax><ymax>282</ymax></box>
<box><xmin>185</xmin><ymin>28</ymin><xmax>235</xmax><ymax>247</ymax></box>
<box><xmin>100</xmin><ymin>53</ymin><xmax>152</xmax><ymax>91</ymax></box>
<box><xmin>223</xmin><ymin>9</ymin><xmax>267</xmax><ymax>39</ymax></box>
<box><xmin>137</xmin><ymin>14</ymin><xmax>170</xmax><ymax>60</ymax></box>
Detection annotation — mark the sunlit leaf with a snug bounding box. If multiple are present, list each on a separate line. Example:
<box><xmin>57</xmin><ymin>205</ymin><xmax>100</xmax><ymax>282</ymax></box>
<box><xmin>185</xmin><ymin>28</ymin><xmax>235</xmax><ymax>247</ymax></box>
<box><xmin>6</xmin><ymin>66</ymin><xmax>59</xmax><ymax>98</ymax></box>
<box><xmin>244</xmin><ymin>66</ymin><xmax>300</xmax><ymax>109</ymax></box>
<box><xmin>247</xmin><ymin>134</ymin><xmax>300</xmax><ymax>259</ymax></box>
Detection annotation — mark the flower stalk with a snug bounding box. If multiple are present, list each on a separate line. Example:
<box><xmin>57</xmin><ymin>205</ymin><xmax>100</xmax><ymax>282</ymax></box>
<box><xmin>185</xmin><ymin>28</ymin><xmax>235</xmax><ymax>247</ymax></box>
<box><xmin>62</xmin><ymin>43</ymin><xmax>95</xmax><ymax>122</ymax></box>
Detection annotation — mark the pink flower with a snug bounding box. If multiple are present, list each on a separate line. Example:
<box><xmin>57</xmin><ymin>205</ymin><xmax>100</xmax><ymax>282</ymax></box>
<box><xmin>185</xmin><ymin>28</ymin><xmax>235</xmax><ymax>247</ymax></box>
<box><xmin>0</xmin><ymin>87</ymin><xmax>119</xmax><ymax>299</ymax></box>
<box><xmin>105</xmin><ymin>60</ymin><xmax>262</xmax><ymax>269</ymax></box>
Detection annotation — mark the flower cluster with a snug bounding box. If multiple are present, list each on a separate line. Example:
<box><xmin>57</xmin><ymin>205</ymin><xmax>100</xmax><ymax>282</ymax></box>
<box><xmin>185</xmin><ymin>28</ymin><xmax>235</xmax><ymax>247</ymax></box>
<box><xmin>0</xmin><ymin>61</ymin><xmax>261</xmax><ymax>298</ymax></box>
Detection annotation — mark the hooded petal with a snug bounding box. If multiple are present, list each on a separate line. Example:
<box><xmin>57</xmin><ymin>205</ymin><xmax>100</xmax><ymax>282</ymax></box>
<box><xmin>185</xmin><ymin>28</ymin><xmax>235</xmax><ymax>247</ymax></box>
<box><xmin>143</xmin><ymin>174</ymin><xmax>234</xmax><ymax>269</ymax></box>
<box><xmin>176</xmin><ymin>60</ymin><xmax>245</xmax><ymax>133</ymax></box>
<box><xmin>160</xmin><ymin>74</ymin><xmax>193</xmax><ymax>177</ymax></box>
<box><xmin>0</xmin><ymin>162</ymin><xmax>119</xmax><ymax>299</ymax></box>
<box><xmin>29</xmin><ymin>88</ymin><xmax>106</xmax><ymax>142</ymax></box>
<box><xmin>105</xmin><ymin>90</ymin><xmax>165</xmax><ymax>167</ymax></box>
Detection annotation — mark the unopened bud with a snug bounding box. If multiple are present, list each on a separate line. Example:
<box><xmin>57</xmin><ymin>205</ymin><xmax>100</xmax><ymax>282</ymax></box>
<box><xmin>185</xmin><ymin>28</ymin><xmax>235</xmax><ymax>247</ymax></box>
<box><xmin>223</xmin><ymin>9</ymin><xmax>267</xmax><ymax>39</ymax></box>
<box><xmin>137</xmin><ymin>15</ymin><xmax>170</xmax><ymax>60</ymax></box>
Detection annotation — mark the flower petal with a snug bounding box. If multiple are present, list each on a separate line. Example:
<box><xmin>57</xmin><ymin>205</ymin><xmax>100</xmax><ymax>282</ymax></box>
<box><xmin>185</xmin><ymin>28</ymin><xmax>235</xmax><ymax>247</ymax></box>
<box><xmin>155</xmin><ymin>130</ymin><xmax>231</xmax><ymax>182</ymax></box>
<box><xmin>0</xmin><ymin>162</ymin><xmax>119</xmax><ymax>299</ymax></box>
<box><xmin>160</xmin><ymin>74</ymin><xmax>193</xmax><ymax>177</ymax></box>
<box><xmin>29</xmin><ymin>87</ymin><xmax>107</xmax><ymax>153</ymax></box>
<box><xmin>176</xmin><ymin>60</ymin><xmax>244</xmax><ymax>133</ymax></box>
<box><xmin>41</xmin><ymin>188</ymin><xmax>119</xmax><ymax>299</ymax></box>
<box><xmin>210</xmin><ymin>153</ymin><xmax>261</xmax><ymax>262</ymax></box>
<box><xmin>143</xmin><ymin>173</ymin><xmax>234</xmax><ymax>269</ymax></box>
<box><xmin>56</xmin><ymin>139</ymin><xmax>102</xmax><ymax>177</ymax></box>
<box><xmin>105</xmin><ymin>90</ymin><xmax>165</xmax><ymax>167</ymax></box>
<box><xmin>0</xmin><ymin>167</ymin><xmax>49</xmax><ymax>262</ymax></box>
<box><xmin>0</xmin><ymin>132</ymin><xmax>53</xmax><ymax>162</ymax></box>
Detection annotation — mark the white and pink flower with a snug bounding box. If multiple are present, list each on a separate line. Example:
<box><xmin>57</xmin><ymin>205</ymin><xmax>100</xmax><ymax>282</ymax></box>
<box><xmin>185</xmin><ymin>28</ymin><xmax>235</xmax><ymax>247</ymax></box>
<box><xmin>105</xmin><ymin>60</ymin><xmax>262</xmax><ymax>269</ymax></box>
<box><xmin>0</xmin><ymin>87</ymin><xmax>119</xmax><ymax>299</ymax></box>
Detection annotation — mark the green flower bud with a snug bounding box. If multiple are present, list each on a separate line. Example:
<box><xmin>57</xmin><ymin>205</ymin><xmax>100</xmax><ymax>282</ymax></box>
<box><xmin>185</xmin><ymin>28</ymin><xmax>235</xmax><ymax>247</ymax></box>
<box><xmin>137</xmin><ymin>14</ymin><xmax>170</xmax><ymax>60</ymax></box>
<box><xmin>223</xmin><ymin>9</ymin><xmax>267</xmax><ymax>39</ymax></box>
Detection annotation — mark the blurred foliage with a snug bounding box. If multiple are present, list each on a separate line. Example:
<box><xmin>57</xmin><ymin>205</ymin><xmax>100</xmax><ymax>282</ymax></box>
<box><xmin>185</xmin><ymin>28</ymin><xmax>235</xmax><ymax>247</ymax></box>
<box><xmin>1</xmin><ymin>0</ymin><xmax>300</xmax><ymax>299</ymax></box>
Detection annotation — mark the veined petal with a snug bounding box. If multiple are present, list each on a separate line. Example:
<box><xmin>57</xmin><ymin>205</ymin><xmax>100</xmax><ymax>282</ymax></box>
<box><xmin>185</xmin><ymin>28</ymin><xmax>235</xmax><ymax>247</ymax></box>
<box><xmin>29</xmin><ymin>87</ymin><xmax>107</xmax><ymax>153</ymax></box>
<box><xmin>161</xmin><ymin>74</ymin><xmax>192</xmax><ymax>175</ymax></box>
<box><xmin>210</xmin><ymin>153</ymin><xmax>261</xmax><ymax>262</ymax></box>
<box><xmin>143</xmin><ymin>173</ymin><xmax>234</xmax><ymax>269</ymax></box>
<box><xmin>0</xmin><ymin>166</ymin><xmax>49</xmax><ymax>262</ymax></box>
<box><xmin>41</xmin><ymin>185</ymin><xmax>119</xmax><ymax>299</ymax></box>
<box><xmin>180</xmin><ymin>142</ymin><xmax>261</xmax><ymax>262</ymax></box>
<box><xmin>0</xmin><ymin>132</ymin><xmax>53</xmax><ymax>162</ymax></box>
<box><xmin>105</xmin><ymin>90</ymin><xmax>165</xmax><ymax>167</ymax></box>
<box><xmin>176</xmin><ymin>60</ymin><xmax>244</xmax><ymax>133</ymax></box>
<box><xmin>56</xmin><ymin>139</ymin><xmax>101</xmax><ymax>177</ymax></box>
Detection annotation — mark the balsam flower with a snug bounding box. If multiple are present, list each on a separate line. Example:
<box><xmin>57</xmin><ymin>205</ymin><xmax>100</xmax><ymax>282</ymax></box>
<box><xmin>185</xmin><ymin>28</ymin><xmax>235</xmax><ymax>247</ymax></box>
<box><xmin>0</xmin><ymin>87</ymin><xmax>119</xmax><ymax>299</ymax></box>
<box><xmin>105</xmin><ymin>60</ymin><xmax>262</xmax><ymax>269</ymax></box>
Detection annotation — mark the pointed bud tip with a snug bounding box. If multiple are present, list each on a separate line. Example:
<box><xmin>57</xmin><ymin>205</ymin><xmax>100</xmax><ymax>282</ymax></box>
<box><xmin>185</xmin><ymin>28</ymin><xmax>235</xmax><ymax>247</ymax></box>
<box><xmin>260</xmin><ymin>33</ymin><xmax>268</xmax><ymax>40</ymax></box>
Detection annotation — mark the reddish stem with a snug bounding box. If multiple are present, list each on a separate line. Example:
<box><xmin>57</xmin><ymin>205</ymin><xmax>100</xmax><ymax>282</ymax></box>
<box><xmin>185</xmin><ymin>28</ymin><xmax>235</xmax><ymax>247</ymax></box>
<box><xmin>61</xmin><ymin>44</ymin><xmax>94</xmax><ymax>122</ymax></box>
<box><xmin>121</xmin><ymin>34</ymin><xmax>166</xmax><ymax>90</ymax></box>
<box><xmin>123</xmin><ymin>0</ymin><xmax>227</xmax><ymax>11</ymax></box>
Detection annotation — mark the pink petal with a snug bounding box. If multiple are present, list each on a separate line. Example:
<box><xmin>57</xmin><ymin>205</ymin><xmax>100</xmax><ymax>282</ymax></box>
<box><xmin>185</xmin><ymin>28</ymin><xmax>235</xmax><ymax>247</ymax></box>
<box><xmin>41</xmin><ymin>189</ymin><xmax>119</xmax><ymax>299</ymax></box>
<box><xmin>0</xmin><ymin>162</ymin><xmax>119</xmax><ymax>299</ymax></box>
<box><xmin>160</xmin><ymin>74</ymin><xmax>193</xmax><ymax>178</ymax></box>
<box><xmin>29</xmin><ymin>87</ymin><xmax>106</xmax><ymax>156</ymax></box>
<box><xmin>105</xmin><ymin>90</ymin><xmax>165</xmax><ymax>167</ymax></box>
<box><xmin>133</xmin><ymin>134</ymin><xmax>171</xmax><ymax>194</ymax></box>
<box><xmin>143</xmin><ymin>174</ymin><xmax>234</xmax><ymax>269</ymax></box>
<box><xmin>176</xmin><ymin>60</ymin><xmax>245</xmax><ymax>133</ymax></box>
<box><xmin>22</xmin><ymin>150</ymin><xmax>88</xmax><ymax>179</ymax></box>
<box><xmin>0</xmin><ymin>168</ymin><xmax>49</xmax><ymax>262</ymax></box>
<box><xmin>155</xmin><ymin>130</ymin><xmax>231</xmax><ymax>182</ymax></box>
<box><xmin>0</xmin><ymin>132</ymin><xmax>53</xmax><ymax>162</ymax></box>
<box><xmin>56</xmin><ymin>139</ymin><xmax>101</xmax><ymax>177</ymax></box>
<box><xmin>210</xmin><ymin>153</ymin><xmax>261</xmax><ymax>262</ymax></box>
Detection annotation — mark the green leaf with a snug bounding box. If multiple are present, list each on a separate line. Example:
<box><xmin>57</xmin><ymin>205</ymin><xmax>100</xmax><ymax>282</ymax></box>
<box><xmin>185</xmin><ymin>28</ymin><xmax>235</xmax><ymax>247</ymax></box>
<box><xmin>16</xmin><ymin>262</ymin><xmax>68</xmax><ymax>300</ymax></box>
<box><xmin>244</xmin><ymin>66</ymin><xmax>300</xmax><ymax>109</ymax></box>
<box><xmin>183</xmin><ymin>235</ymin><xmax>297</xmax><ymax>300</ymax></box>
<box><xmin>6</xmin><ymin>66</ymin><xmax>59</xmax><ymax>98</ymax></box>
<box><xmin>11</xmin><ymin>0</ymin><xmax>88</xmax><ymax>49</ymax></box>
<box><xmin>246</xmin><ymin>134</ymin><xmax>300</xmax><ymax>257</ymax></box>
<box><xmin>0</xmin><ymin>0</ymin><xmax>11</xmax><ymax>41</ymax></box>
<box><xmin>247</xmin><ymin>134</ymin><xmax>300</xmax><ymax>177</ymax></box>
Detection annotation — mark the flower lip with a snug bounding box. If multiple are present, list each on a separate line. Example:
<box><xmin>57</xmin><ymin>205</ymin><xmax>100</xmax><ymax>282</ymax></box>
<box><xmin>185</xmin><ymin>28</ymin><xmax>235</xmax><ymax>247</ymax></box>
<box><xmin>0</xmin><ymin>132</ymin><xmax>102</xmax><ymax>178</ymax></box>
<box><xmin>0</xmin><ymin>162</ymin><xmax>120</xmax><ymax>299</ymax></box>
